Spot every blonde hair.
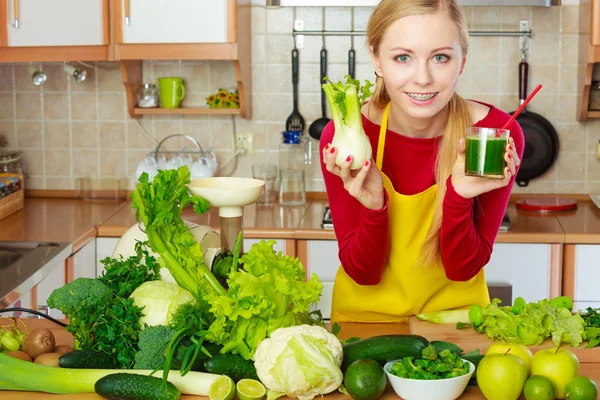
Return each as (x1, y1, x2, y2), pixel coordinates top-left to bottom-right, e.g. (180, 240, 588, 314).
(367, 0, 473, 268)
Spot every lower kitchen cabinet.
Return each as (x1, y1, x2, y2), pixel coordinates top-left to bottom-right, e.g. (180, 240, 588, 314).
(70, 240, 96, 280)
(34, 257, 66, 319)
(96, 237, 120, 277)
(298, 240, 560, 320)
(564, 244, 600, 312)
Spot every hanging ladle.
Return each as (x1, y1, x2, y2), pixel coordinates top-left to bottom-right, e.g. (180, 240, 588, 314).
(308, 33, 330, 140)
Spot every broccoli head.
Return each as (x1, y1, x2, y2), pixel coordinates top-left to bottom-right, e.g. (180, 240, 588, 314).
(134, 325, 176, 370)
(47, 278, 111, 348)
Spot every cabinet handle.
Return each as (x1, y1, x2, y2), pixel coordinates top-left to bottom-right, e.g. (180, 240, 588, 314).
(12, 0, 19, 28)
(124, 0, 130, 26)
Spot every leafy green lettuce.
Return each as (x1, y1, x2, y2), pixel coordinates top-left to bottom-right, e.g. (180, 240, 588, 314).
(207, 240, 323, 360)
(474, 298, 585, 347)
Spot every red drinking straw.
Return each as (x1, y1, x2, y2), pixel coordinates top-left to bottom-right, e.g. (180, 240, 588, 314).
(500, 84, 543, 130)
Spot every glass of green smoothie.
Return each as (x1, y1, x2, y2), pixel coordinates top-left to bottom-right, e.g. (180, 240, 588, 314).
(465, 127, 510, 179)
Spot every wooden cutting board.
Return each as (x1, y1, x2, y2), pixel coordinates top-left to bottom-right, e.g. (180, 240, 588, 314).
(408, 316, 600, 363)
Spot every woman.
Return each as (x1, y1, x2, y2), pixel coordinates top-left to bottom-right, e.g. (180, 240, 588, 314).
(320, 0, 524, 323)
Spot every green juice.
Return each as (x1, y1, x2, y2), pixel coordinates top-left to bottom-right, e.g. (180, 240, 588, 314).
(465, 136, 507, 178)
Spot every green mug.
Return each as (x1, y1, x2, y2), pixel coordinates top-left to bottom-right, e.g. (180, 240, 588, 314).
(158, 77, 185, 108)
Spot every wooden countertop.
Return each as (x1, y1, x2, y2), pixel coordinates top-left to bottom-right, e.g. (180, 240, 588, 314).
(3, 196, 600, 250)
(556, 202, 600, 243)
(2, 319, 599, 400)
(97, 200, 570, 243)
(0, 198, 126, 252)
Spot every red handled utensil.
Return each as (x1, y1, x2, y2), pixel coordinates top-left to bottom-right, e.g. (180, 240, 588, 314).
(500, 84, 542, 130)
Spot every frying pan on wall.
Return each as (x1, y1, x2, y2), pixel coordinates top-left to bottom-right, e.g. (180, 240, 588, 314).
(511, 56, 559, 187)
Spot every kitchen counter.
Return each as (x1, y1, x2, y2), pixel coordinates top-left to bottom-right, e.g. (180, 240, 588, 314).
(0, 198, 127, 252)
(98, 199, 570, 243)
(555, 202, 600, 243)
(2, 319, 599, 400)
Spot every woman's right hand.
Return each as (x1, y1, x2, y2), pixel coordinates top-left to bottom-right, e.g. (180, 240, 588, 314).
(322, 144, 385, 210)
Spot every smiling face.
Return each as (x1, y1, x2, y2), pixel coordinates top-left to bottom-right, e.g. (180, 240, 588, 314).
(371, 9, 466, 120)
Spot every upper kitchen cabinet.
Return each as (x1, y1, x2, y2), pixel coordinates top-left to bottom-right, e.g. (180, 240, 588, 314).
(0, 0, 109, 62)
(115, 0, 252, 119)
(578, 0, 600, 120)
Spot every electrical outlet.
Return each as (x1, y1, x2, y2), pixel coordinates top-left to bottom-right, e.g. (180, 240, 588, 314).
(235, 133, 254, 155)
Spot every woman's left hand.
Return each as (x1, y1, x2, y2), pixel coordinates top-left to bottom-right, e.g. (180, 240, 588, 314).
(451, 137, 521, 199)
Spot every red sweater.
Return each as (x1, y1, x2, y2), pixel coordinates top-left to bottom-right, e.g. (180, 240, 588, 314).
(319, 103, 525, 284)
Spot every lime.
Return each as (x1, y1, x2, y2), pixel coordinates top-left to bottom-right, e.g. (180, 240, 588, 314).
(209, 375, 236, 400)
(523, 375, 555, 400)
(236, 378, 266, 400)
(344, 359, 387, 400)
(564, 376, 598, 400)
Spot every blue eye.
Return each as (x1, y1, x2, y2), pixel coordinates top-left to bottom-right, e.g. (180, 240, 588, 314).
(433, 54, 449, 62)
(396, 54, 410, 63)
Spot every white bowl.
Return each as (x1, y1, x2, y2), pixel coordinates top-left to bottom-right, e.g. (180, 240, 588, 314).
(383, 359, 475, 400)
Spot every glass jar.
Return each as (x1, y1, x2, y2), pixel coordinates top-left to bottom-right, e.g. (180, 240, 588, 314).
(589, 81, 600, 111)
(0, 150, 24, 198)
(138, 83, 159, 108)
(278, 131, 306, 206)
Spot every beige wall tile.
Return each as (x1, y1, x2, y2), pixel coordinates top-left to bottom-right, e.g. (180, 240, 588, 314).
(532, 6, 560, 33)
(99, 122, 125, 149)
(557, 123, 587, 152)
(43, 93, 69, 120)
(154, 62, 181, 81)
(97, 64, 124, 92)
(266, 7, 293, 34)
(0, 65, 13, 91)
(501, 7, 531, 30)
(556, 180, 587, 193)
(529, 33, 560, 65)
(180, 61, 210, 93)
(587, 156, 600, 181)
(530, 65, 559, 94)
(98, 93, 125, 120)
(45, 121, 70, 149)
(24, 176, 44, 189)
(15, 64, 40, 92)
(556, 151, 586, 180)
(558, 95, 579, 123)
(73, 149, 98, 177)
(560, 34, 579, 66)
(16, 121, 42, 148)
(561, 5, 579, 34)
(45, 150, 71, 176)
(41, 63, 69, 92)
(588, 181, 600, 193)
(127, 120, 155, 149)
(559, 65, 579, 94)
(44, 177, 73, 189)
(0, 121, 16, 147)
(472, 7, 502, 30)
(71, 93, 97, 120)
(0, 93, 14, 120)
(21, 149, 44, 175)
(72, 121, 98, 148)
(209, 62, 237, 92)
(16, 93, 41, 120)
(100, 150, 126, 176)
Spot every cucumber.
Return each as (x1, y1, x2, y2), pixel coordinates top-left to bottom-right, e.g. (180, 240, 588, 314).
(58, 349, 117, 369)
(341, 334, 430, 371)
(95, 373, 180, 400)
(203, 353, 259, 382)
(172, 340, 223, 371)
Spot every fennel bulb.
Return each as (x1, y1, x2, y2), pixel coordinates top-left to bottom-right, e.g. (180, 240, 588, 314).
(322, 75, 374, 170)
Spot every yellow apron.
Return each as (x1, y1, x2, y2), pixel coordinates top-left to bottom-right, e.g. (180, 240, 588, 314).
(330, 103, 490, 323)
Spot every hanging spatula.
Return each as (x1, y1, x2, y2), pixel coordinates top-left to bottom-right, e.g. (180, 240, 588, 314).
(286, 48, 305, 132)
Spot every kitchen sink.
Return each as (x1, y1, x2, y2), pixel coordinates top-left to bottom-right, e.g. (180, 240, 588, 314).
(0, 241, 71, 308)
(0, 249, 21, 269)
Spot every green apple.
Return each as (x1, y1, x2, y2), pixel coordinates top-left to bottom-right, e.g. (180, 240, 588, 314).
(530, 347, 580, 399)
(477, 353, 528, 400)
(486, 342, 534, 373)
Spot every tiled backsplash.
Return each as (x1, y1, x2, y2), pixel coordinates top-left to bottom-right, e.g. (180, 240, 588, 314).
(0, 4, 599, 193)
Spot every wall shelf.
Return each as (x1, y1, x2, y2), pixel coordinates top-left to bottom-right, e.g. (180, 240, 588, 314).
(116, 1, 252, 119)
(133, 107, 241, 116)
(577, 0, 600, 121)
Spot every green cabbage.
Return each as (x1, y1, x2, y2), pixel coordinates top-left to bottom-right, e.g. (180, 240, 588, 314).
(129, 280, 194, 328)
(253, 325, 343, 400)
